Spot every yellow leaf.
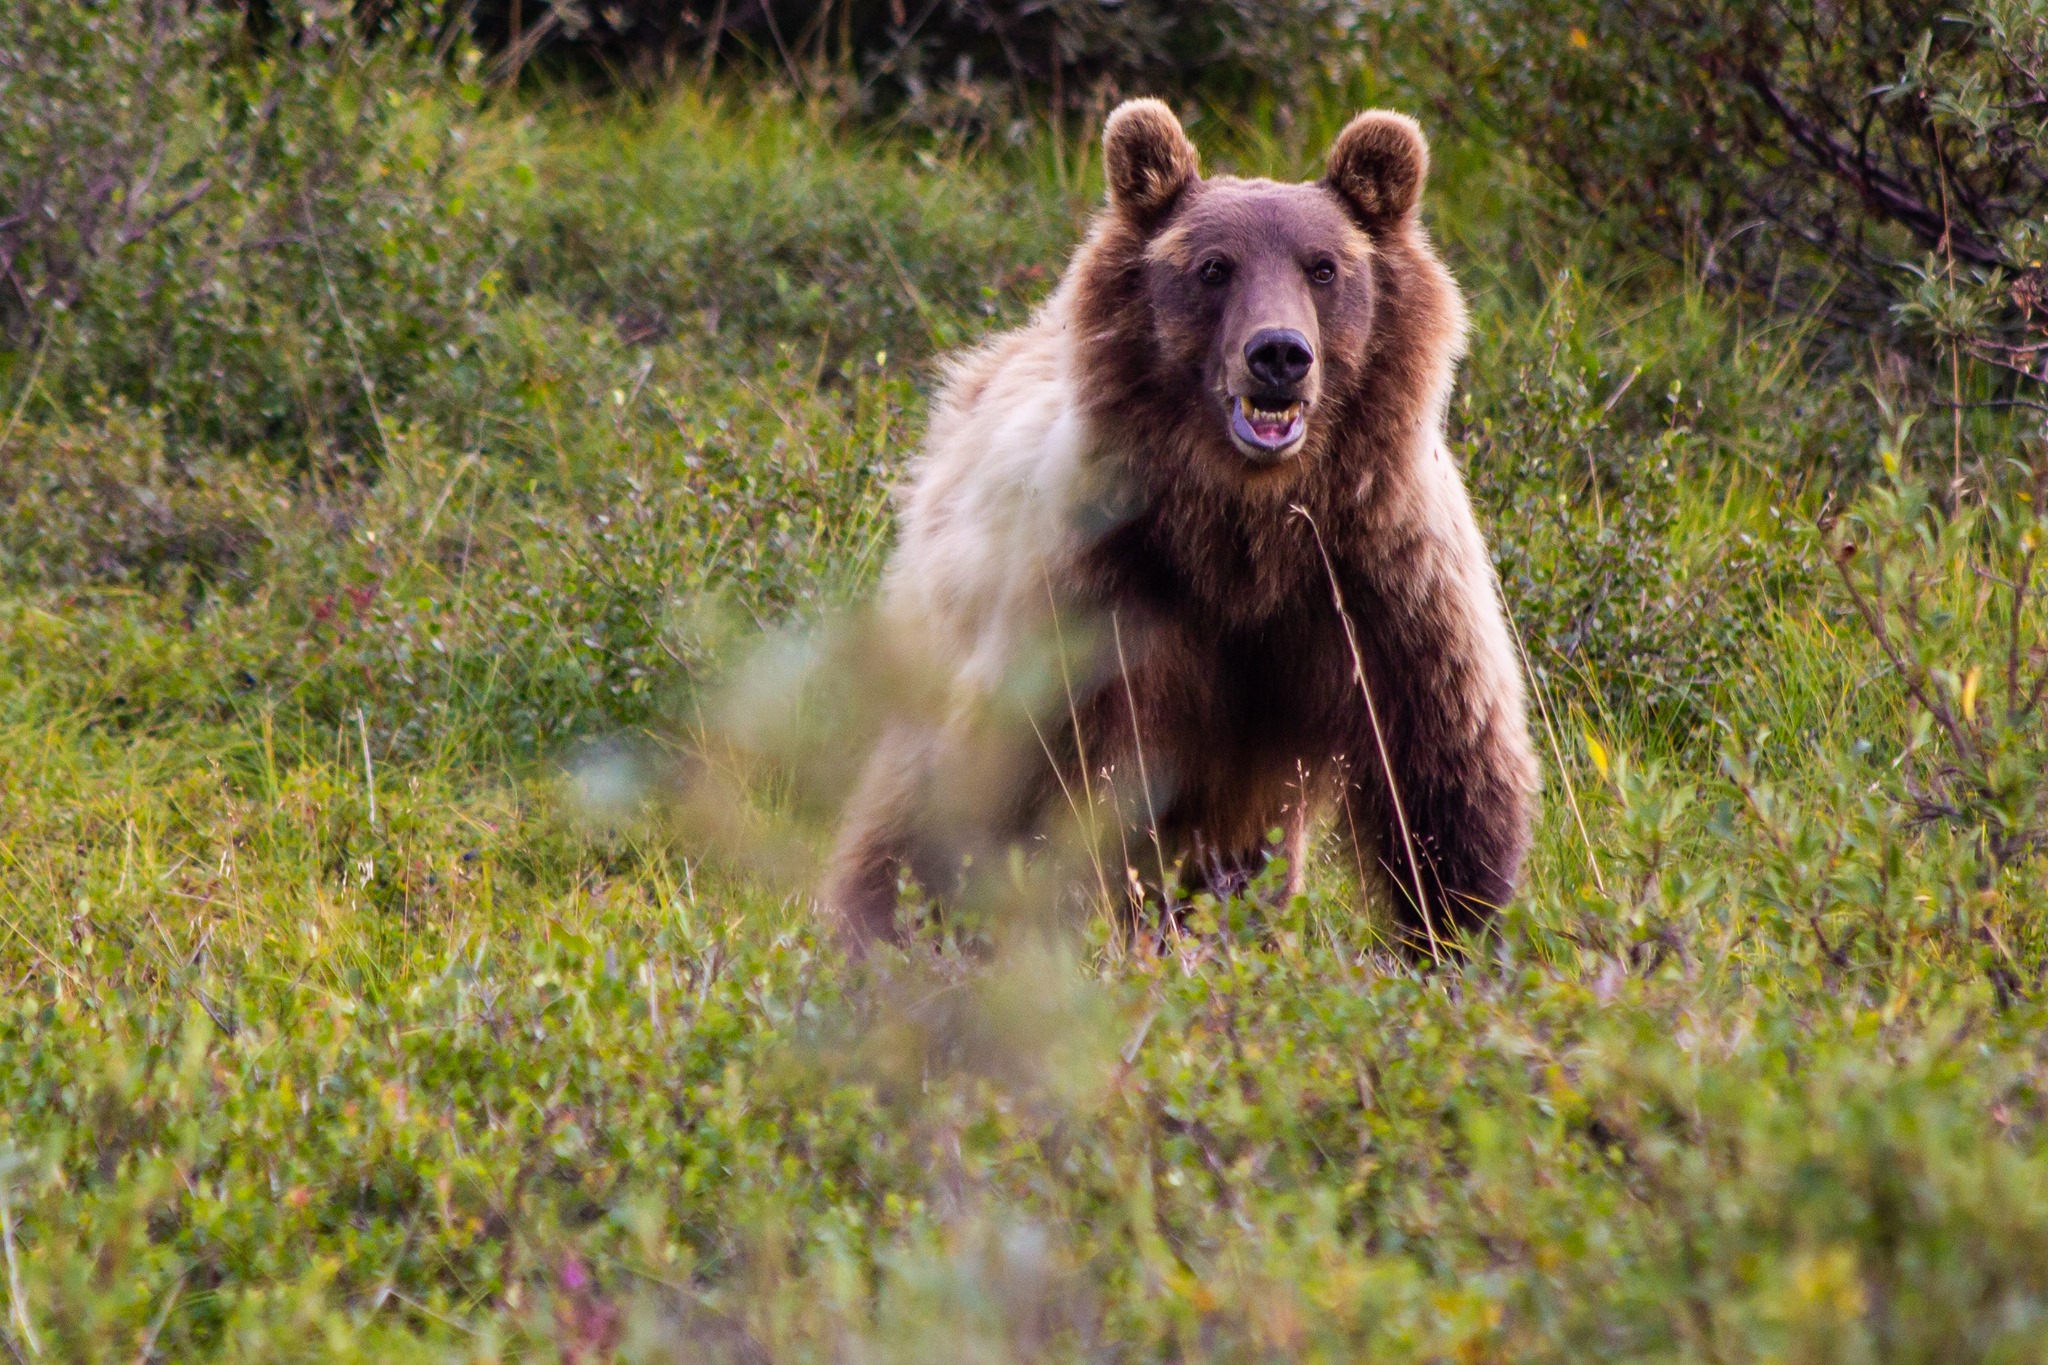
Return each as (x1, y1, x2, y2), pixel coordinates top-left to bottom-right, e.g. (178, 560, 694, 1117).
(1962, 666, 1981, 723)
(1569, 26, 1590, 47)
(1585, 733, 1611, 780)
(1171, 1267, 1219, 1313)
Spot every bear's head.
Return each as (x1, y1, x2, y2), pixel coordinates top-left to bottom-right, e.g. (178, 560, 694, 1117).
(1081, 99, 1450, 483)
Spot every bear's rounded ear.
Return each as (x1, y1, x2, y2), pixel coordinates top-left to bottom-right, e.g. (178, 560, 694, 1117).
(1323, 110, 1428, 230)
(1103, 98, 1199, 226)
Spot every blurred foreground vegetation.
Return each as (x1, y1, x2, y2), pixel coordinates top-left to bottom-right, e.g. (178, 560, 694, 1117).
(7, 5, 2048, 1362)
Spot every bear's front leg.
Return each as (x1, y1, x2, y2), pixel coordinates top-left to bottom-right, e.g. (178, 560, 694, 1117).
(1175, 803, 1313, 907)
(1340, 737, 1530, 957)
(1331, 528, 1539, 957)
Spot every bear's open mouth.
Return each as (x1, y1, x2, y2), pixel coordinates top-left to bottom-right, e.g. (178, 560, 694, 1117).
(1228, 395, 1307, 456)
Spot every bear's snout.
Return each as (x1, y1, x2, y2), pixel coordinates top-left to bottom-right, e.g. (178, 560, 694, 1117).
(1228, 324, 1316, 459)
(1244, 328, 1314, 389)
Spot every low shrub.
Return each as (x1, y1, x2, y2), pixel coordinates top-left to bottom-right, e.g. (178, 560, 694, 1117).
(0, 406, 263, 599)
(514, 94, 1071, 369)
(1461, 279, 1807, 741)
(0, 0, 526, 464)
(1414, 0, 2048, 427)
(1536, 442, 2048, 999)
(460, 0, 1375, 128)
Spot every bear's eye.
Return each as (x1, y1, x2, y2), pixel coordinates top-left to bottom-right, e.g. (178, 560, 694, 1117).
(1197, 258, 1232, 287)
(1308, 259, 1338, 285)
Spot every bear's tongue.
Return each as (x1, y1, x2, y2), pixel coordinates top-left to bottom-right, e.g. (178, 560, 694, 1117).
(1250, 410, 1293, 441)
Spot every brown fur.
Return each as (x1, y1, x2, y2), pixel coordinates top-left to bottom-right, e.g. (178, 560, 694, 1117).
(824, 101, 1538, 956)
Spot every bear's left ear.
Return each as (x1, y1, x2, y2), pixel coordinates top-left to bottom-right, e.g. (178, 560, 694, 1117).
(1103, 98, 1200, 227)
(1323, 110, 1428, 231)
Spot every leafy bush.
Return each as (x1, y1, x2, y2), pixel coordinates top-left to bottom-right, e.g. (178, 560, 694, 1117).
(0, 1, 523, 463)
(1540, 443, 2048, 999)
(1423, 0, 2048, 390)
(1461, 280, 1804, 739)
(0, 89, 1073, 771)
(1719, 446, 2048, 994)
(1824, 453, 2048, 878)
(0, 1, 241, 346)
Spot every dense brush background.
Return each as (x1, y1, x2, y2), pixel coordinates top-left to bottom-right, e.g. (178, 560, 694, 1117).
(7, 1, 2048, 1359)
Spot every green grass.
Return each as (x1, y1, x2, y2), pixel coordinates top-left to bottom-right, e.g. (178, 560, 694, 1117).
(6, 82, 2048, 1364)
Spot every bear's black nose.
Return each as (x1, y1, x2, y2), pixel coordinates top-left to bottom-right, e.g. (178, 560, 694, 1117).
(1245, 329, 1314, 389)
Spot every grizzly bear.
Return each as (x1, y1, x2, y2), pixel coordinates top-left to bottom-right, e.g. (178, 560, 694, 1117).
(824, 100, 1537, 959)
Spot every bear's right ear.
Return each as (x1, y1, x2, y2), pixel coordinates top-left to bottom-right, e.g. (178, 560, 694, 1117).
(1103, 98, 1199, 227)
(1323, 110, 1428, 231)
